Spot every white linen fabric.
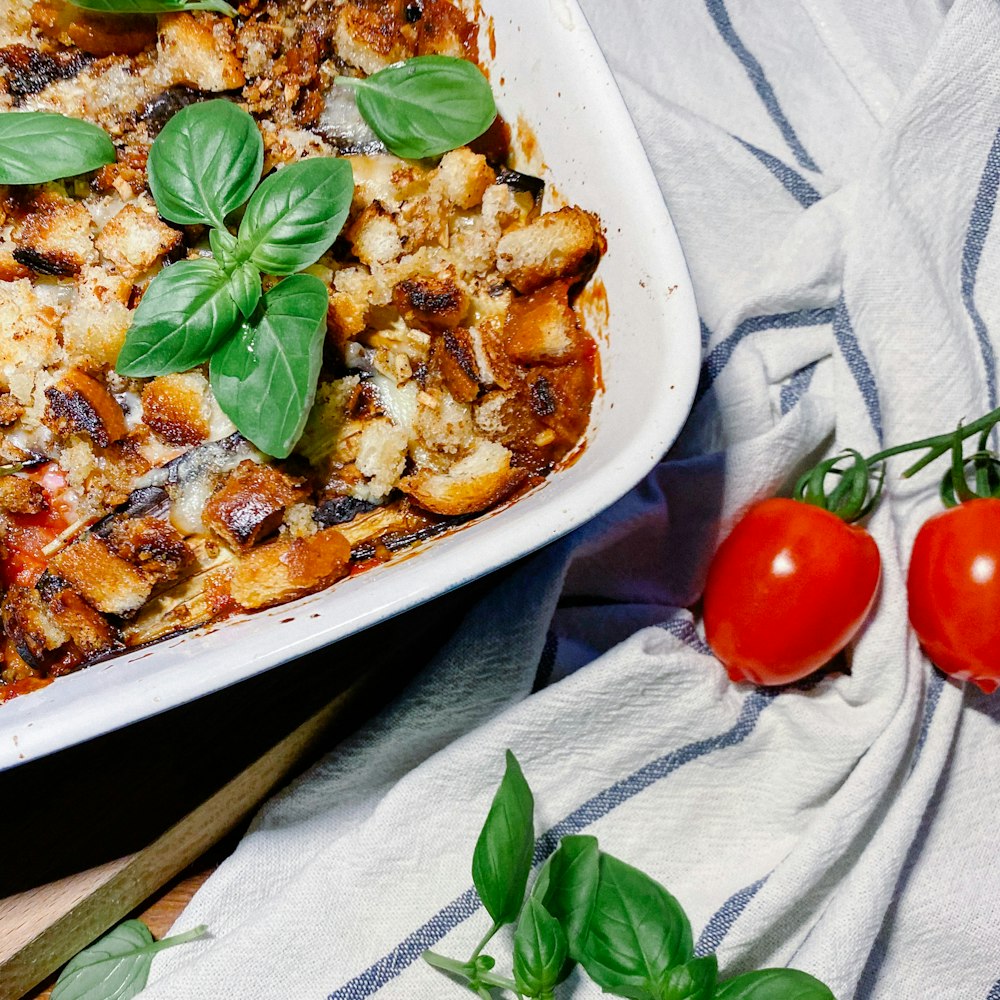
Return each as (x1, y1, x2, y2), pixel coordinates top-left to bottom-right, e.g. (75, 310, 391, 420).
(142, 1, 1000, 997)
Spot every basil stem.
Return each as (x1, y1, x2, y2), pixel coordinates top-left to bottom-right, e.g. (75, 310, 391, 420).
(336, 55, 497, 159)
(0, 112, 116, 186)
(209, 274, 328, 459)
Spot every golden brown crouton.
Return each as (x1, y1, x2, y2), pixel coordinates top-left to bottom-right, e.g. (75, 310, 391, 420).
(37, 576, 122, 659)
(203, 460, 303, 552)
(103, 516, 194, 585)
(401, 439, 526, 515)
(348, 202, 405, 265)
(141, 373, 211, 445)
(334, 1, 414, 76)
(44, 369, 128, 448)
(227, 527, 351, 610)
(0, 476, 46, 515)
(504, 282, 590, 366)
(0, 279, 62, 404)
(12, 192, 96, 277)
(61, 266, 133, 368)
(496, 207, 604, 294)
(413, 0, 479, 59)
(95, 201, 182, 280)
(156, 13, 245, 91)
(433, 148, 495, 210)
(1, 586, 66, 669)
(48, 535, 152, 617)
(0, 393, 25, 426)
(429, 328, 481, 403)
(393, 270, 469, 331)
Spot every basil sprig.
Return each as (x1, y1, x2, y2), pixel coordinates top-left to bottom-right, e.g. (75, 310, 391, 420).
(336, 55, 497, 159)
(116, 100, 354, 458)
(68, 0, 236, 15)
(52, 920, 206, 1000)
(423, 752, 838, 1000)
(0, 112, 116, 186)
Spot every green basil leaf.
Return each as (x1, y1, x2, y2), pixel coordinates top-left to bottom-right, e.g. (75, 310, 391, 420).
(577, 853, 694, 1000)
(69, 0, 236, 16)
(531, 834, 599, 961)
(210, 227, 239, 272)
(116, 259, 240, 377)
(513, 897, 568, 999)
(148, 100, 263, 228)
(52, 920, 207, 1000)
(0, 112, 115, 185)
(471, 749, 535, 927)
(209, 273, 328, 458)
(658, 955, 717, 1000)
(714, 968, 837, 1000)
(337, 56, 496, 159)
(229, 261, 262, 318)
(236, 157, 353, 275)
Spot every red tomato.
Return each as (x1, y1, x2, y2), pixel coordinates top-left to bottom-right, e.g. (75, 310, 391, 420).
(907, 498, 1000, 693)
(703, 498, 881, 685)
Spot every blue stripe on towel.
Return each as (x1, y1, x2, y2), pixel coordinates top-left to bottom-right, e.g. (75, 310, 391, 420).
(780, 360, 819, 415)
(734, 137, 821, 208)
(697, 307, 835, 402)
(326, 691, 775, 1000)
(658, 615, 714, 656)
(909, 669, 946, 773)
(695, 874, 769, 955)
(960, 125, 1000, 410)
(986, 978, 1000, 1000)
(832, 296, 883, 442)
(704, 0, 819, 173)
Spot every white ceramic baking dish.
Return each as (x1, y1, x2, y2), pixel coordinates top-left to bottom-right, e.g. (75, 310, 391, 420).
(0, 0, 700, 769)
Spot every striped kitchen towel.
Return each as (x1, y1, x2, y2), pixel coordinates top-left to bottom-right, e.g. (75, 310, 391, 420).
(143, 0, 1000, 998)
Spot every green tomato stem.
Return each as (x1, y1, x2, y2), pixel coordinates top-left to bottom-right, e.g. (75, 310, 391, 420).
(864, 404, 1000, 477)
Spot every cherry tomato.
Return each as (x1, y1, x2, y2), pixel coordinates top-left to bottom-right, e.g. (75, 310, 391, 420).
(703, 498, 881, 685)
(907, 498, 1000, 693)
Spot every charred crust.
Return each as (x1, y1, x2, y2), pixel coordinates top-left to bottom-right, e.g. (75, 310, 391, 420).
(44, 384, 121, 448)
(313, 495, 379, 527)
(12, 247, 78, 278)
(529, 375, 557, 417)
(443, 330, 478, 383)
(0, 45, 94, 101)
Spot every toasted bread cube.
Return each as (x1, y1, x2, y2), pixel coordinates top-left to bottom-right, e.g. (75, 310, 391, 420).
(157, 12, 245, 91)
(13, 193, 95, 277)
(334, 2, 413, 75)
(104, 516, 194, 585)
(348, 203, 404, 266)
(1, 586, 67, 668)
(48, 535, 151, 617)
(141, 372, 211, 446)
(95, 201, 181, 280)
(433, 148, 495, 210)
(496, 207, 604, 294)
(393, 270, 469, 331)
(228, 527, 351, 610)
(504, 281, 587, 365)
(401, 439, 526, 515)
(204, 461, 303, 552)
(62, 266, 133, 368)
(0, 279, 63, 402)
(44, 369, 128, 448)
(38, 578, 122, 659)
(0, 476, 45, 514)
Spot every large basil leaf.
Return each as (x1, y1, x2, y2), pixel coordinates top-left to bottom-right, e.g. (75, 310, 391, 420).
(471, 749, 535, 927)
(714, 969, 837, 1000)
(658, 955, 718, 1000)
(0, 112, 115, 185)
(236, 157, 353, 275)
(531, 834, 600, 961)
(513, 897, 568, 999)
(337, 56, 496, 159)
(52, 920, 206, 1000)
(69, 0, 236, 15)
(577, 853, 694, 1000)
(209, 273, 328, 458)
(116, 259, 239, 377)
(148, 100, 263, 228)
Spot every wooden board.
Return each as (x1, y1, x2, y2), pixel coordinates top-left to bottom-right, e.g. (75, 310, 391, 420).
(0, 576, 494, 999)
